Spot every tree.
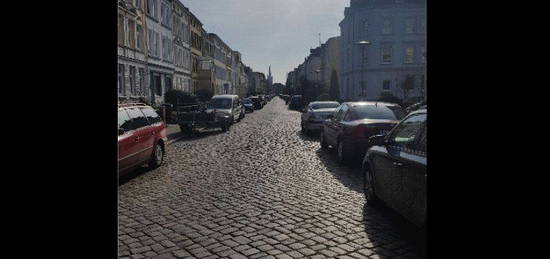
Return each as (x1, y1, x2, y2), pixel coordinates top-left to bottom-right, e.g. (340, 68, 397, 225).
(164, 90, 197, 107)
(329, 70, 340, 101)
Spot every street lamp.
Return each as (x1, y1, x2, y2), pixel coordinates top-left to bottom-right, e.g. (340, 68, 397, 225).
(355, 41, 372, 101)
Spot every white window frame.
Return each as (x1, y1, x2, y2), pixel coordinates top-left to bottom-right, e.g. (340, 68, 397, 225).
(381, 46, 393, 64)
(404, 47, 414, 64)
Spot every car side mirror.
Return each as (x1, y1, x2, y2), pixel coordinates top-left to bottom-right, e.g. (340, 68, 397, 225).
(369, 134, 387, 146)
(118, 128, 125, 136)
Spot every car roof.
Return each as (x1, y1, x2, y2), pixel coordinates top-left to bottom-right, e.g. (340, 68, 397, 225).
(309, 101, 339, 104)
(211, 95, 237, 99)
(409, 108, 427, 115)
(343, 101, 401, 108)
(118, 103, 150, 109)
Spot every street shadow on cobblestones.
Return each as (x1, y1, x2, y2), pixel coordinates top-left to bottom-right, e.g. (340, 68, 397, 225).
(118, 165, 155, 185)
(172, 129, 225, 143)
(314, 148, 364, 193)
(362, 203, 427, 258)
(296, 130, 320, 142)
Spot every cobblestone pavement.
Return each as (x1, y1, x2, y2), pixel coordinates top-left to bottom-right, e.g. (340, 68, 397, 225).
(119, 97, 423, 259)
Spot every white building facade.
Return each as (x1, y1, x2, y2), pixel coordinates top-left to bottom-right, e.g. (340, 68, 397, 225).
(339, 0, 426, 103)
(172, 0, 192, 93)
(146, 0, 175, 105)
(118, 0, 149, 103)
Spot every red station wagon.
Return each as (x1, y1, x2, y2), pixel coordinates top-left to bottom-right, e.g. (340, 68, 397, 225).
(118, 103, 168, 175)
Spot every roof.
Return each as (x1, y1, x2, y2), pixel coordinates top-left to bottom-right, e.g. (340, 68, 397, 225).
(344, 101, 401, 107)
(211, 95, 238, 99)
(118, 103, 150, 108)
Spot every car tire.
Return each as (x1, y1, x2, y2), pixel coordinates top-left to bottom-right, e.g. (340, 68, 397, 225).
(221, 123, 230, 132)
(363, 163, 380, 206)
(149, 142, 164, 169)
(320, 130, 328, 149)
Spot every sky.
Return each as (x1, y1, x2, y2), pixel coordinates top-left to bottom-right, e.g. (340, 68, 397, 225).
(183, 0, 350, 84)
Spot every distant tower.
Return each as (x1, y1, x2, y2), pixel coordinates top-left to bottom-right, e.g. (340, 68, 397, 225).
(267, 65, 273, 94)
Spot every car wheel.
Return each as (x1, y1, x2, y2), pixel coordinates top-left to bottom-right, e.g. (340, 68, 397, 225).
(320, 131, 328, 149)
(149, 142, 164, 169)
(363, 163, 380, 206)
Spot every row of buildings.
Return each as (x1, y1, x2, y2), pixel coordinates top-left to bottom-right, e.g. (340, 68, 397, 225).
(286, 0, 426, 104)
(117, 0, 272, 105)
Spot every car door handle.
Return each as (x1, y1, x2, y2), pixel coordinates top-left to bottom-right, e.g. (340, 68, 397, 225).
(393, 162, 403, 167)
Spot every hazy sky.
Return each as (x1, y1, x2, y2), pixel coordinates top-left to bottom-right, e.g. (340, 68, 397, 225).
(183, 0, 349, 84)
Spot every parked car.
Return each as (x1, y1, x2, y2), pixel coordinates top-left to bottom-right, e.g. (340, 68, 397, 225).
(362, 109, 426, 229)
(250, 96, 263, 109)
(243, 98, 255, 112)
(207, 95, 243, 123)
(405, 100, 427, 114)
(289, 95, 304, 110)
(300, 101, 340, 135)
(319, 102, 406, 164)
(118, 103, 168, 176)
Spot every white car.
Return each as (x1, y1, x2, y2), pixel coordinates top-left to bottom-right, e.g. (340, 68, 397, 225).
(300, 101, 340, 135)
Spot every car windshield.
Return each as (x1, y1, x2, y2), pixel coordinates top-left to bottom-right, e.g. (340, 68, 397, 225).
(353, 105, 406, 120)
(310, 102, 339, 110)
(208, 98, 232, 109)
(243, 99, 252, 104)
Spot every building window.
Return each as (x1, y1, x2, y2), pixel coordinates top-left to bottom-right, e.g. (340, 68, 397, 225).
(135, 0, 142, 10)
(118, 64, 125, 96)
(147, 0, 158, 19)
(405, 47, 414, 63)
(138, 68, 145, 95)
(383, 80, 391, 90)
(360, 81, 367, 97)
(406, 18, 415, 33)
(118, 14, 125, 46)
(127, 19, 135, 48)
(129, 66, 136, 96)
(161, 1, 172, 28)
(136, 24, 143, 51)
(381, 46, 392, 64)
(362, 46, 368, 64)
(148, 29, 160, 57)
(382, 18, 392, 34)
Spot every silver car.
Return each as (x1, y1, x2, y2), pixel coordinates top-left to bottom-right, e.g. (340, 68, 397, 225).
(300, 101, 340, 135)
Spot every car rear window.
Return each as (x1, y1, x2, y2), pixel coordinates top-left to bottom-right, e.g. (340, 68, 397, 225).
(140, 107, 162, 124)
(310, 102, 339, 109)
(126, 108, 149, 129)
(118, 110, 132, 131)
(209, 98, 232, 109)
(353, 105, 406, 120)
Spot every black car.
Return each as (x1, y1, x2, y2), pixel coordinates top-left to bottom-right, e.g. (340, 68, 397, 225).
(320, 102, 406, 164)
(362, 109, 426, 229)
(250, 96, 263, 109)
(242, 98, 255, 112)
(289, 95, 303, 110)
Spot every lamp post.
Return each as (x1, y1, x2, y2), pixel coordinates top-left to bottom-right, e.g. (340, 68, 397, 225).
(355, 40, 372, 101)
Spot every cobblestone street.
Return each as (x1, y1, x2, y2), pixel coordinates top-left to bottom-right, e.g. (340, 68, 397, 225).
(119, 97, 423, 259)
